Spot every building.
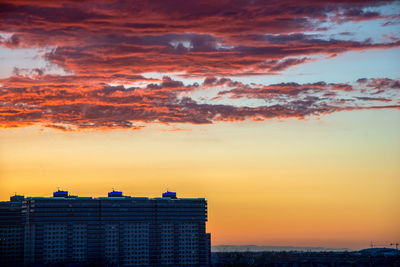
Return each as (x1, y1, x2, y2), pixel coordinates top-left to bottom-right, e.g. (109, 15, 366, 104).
(0, 190, 211, 266)
(0, 195, 25, 266)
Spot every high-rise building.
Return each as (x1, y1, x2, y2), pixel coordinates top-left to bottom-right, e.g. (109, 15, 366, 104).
(0, 190, 211, 266)
(0, 195, 25, 266)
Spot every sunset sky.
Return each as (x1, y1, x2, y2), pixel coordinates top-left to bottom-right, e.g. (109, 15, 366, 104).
(0, 0, 399, 250)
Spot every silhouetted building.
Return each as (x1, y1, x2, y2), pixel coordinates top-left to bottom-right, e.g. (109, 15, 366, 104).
(0, 195, 24, 266)
(0, 190, 210, 266)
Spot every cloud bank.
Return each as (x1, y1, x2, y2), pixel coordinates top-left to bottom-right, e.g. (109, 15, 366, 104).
(0, 0, 399, 130)
(1, 75, 399, 130)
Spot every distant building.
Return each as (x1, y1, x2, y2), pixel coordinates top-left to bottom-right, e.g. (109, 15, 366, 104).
(0, 190, 211, 266)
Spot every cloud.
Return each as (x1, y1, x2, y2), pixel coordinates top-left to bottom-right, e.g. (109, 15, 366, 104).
(0, 1, 399, 77)
(34, 33, 400, 77)
(1, 76, 399, 130)
(0, 0, 399, 130)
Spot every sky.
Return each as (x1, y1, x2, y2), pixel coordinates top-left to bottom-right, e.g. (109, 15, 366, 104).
(0, 0, 399, 250)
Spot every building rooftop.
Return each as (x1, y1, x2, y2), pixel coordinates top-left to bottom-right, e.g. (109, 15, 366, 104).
(6, 191, 205, 201)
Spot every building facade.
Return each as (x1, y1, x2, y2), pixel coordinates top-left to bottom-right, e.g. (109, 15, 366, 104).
(0, 191, 210, 266)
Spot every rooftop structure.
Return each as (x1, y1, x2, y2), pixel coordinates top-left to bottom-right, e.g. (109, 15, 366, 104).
(162, 191, 177, 199)
(108, 190, 123, 197)
(53, 190, 69, 198)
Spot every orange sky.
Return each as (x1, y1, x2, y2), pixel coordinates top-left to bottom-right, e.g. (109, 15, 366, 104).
(1, 109, 399, 250)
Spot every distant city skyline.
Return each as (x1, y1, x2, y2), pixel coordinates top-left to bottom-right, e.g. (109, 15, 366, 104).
(0, 0, 399, 251)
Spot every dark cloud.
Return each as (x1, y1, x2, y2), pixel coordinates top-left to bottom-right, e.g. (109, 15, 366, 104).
(357, 78, 368, 83)
(0, 1, 398, 77)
